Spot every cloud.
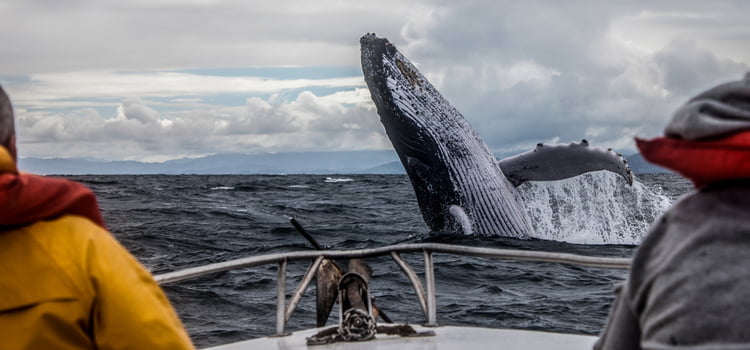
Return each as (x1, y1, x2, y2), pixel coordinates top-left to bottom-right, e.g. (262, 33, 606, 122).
(391, 1, 749, 155)
(8, 70, 365, 111)
(16, 88, 388, 161)
(3, 1, 750, 161)
(654, 39, 749, 97)
(119, 98, 160, 125)
(0, 0, 427, 75)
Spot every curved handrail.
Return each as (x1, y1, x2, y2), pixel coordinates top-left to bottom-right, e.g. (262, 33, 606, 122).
(155, 243, 630, 284)
(154, 243, 631, 335)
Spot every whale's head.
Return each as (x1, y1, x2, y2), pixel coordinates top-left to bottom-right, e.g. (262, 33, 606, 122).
(360, 34, 461, 231)
(360, 34, 532, 236)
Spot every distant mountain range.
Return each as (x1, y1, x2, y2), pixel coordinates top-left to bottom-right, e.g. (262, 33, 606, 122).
(19, 151, 403, 175)
(17, 151, 670, 175)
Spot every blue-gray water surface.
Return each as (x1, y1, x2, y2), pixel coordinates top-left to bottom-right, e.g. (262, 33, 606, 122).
(68, 173, 692, 348)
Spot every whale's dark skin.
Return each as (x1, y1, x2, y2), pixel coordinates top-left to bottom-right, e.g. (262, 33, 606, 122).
(360, 34, 533, 237)
(360, 34, 632, 237)
(359, 36, 454, 233)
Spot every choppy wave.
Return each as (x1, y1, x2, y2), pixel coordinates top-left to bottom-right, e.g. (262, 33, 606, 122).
(518, 171, 672, 245)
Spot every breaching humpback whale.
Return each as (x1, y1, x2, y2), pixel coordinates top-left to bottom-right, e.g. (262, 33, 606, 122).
(360, 34, 633, 238)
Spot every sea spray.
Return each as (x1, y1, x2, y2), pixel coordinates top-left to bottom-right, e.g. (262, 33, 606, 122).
(518, 171, 672, 245)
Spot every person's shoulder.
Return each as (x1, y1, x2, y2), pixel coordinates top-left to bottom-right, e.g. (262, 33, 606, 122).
(638, 179, 750, 255)
(26, 215, 110, 248)
(669, 179, 750, 217)
(37, 214, 106, 231)
(633, 181, 750, 260)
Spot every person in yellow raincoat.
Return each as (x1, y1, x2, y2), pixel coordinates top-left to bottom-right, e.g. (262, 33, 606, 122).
(0, 86, 195, 349)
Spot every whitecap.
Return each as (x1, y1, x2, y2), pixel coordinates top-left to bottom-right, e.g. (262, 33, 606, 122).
(324, 177, 354, 183)
(288, 185, 310, 189)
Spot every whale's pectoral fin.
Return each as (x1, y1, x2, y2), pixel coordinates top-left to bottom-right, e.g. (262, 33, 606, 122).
(316, 258, 343, 327)
(448, 205, 474, 235)
(497, 140, 633, 187)
(406, 156, 432, 180)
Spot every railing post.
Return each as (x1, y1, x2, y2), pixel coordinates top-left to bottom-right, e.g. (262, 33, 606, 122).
(285, 256, 324, 322)
(424, 249, 437, 326)
(390, 252, 428, 318)
(275, 258, 288, 336)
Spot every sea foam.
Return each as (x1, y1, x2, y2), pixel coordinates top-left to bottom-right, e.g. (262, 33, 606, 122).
(518, 171, 672, 245)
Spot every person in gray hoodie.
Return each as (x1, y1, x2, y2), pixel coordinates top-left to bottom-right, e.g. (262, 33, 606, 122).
(595, 72, 750, 349)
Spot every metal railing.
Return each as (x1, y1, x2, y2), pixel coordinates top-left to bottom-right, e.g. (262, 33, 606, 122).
(155, 243, 631, 336)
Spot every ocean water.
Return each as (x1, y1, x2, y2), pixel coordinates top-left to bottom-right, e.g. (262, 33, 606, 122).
(69, 172, 692, 348)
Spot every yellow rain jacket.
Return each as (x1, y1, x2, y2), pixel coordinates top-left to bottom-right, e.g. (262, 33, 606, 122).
(0, 147, 195, 349)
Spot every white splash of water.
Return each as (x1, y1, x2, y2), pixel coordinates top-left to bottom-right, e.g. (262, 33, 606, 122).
(288, 185, 310, 189)
(324, 177, 354, 183)
(518, 171, 672, 245)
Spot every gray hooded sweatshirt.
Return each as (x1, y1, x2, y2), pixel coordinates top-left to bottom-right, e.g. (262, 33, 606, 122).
(595, 181, 750, 349)
(596, 73, 750, 349)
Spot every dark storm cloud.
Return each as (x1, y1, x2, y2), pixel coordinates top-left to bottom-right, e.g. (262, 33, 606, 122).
(395, 1, 749, 154)
(654, 39, 749, 97)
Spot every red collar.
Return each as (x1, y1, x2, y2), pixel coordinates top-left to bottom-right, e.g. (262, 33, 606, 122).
(0, 146, 105, 228)
(0, 173, 106, 228)
(636, 130, 750, 189)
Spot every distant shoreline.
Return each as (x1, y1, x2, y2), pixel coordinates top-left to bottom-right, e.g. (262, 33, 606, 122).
(19, 151, 670, 176)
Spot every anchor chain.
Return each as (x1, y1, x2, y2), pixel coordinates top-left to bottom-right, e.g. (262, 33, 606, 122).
(306, 309, 375, 345)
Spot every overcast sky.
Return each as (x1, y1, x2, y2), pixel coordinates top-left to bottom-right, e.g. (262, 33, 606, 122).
(1, 0, 748, 162)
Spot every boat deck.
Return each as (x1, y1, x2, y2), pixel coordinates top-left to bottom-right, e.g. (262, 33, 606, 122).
(204, 324, 598, 350)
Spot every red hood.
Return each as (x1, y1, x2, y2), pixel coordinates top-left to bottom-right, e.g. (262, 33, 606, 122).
(0, 147, 105, 228)
(636, 130, 750, 189)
